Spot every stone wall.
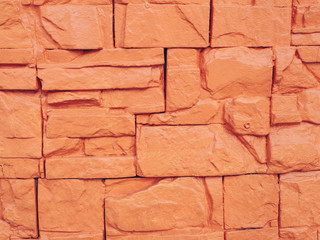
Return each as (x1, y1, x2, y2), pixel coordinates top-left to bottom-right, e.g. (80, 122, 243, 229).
(1, 0, 320, 239)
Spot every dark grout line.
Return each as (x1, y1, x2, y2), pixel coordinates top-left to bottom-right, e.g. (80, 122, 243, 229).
(163, 48, 167, 112)
(35, 178, 40, 238)
(112, 0, 116, 48)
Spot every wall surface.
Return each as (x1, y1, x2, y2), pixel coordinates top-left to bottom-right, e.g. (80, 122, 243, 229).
(1, 0, 320, 239)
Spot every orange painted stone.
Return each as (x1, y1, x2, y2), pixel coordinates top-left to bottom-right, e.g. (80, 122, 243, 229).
(0, 179, 37, 239)
(38, 49, 164, 91)
(45, 156, 136, 178)
(271, 94, 302, 124)
(0, 1, 33, 48)
(0, 159, 39, 178)
(224, 174, 279, 229)
(226, 228, 279, 240)
(85, 136, 135, 156)
(115, 1, 210, 47)
(280, 227, 317, 240)
(137, 125, 266, 177)
(268, 123, 320, 172)
(202, 47, 273, 99)
(43, 137, 83, 157)
(102, 87, 165, 114)
(166, 49, 201, 111)
(211, 1, 291, 47)
(280, 171, 320, 228)
(136, 99, 223, 125)
(292, 0, 320, 46)
(273, 47, 320, 93)
(224, 97, 270, 136)
(298, 89, 320, 124)
(105, 177, 224, 239)
(38, 4, 113, 49)
(38, 179, 104, 239)
(0, 92, 41, 158)
(46, 109, 135, 138)
(47, 91, 101, 106)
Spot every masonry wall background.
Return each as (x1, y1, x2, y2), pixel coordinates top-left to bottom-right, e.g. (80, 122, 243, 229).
(1, 0, 320, 239)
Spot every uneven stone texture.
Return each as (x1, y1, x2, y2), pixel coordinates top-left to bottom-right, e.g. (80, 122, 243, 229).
(280, 171, 320, 228)
(273, 47, 320, 93)
(105, 177, 223, 238)
(46, 109, 135, 138)
(38, 48, 164, 90)
(47, 91, 101, 106)
(38, 179, 104, 239)
(201, 47, 273, 99)
(224, 174, 279, 229)
(271, 94, 302, 124)
(0, 159, 39, 178)
(224, 97, 270, 135)
(211, 1, 291, 47)
(268, 123, 320, 172)
(115, 1, 210, 47)
(137, 125, 266, 177)
(0, 179, 37, 239)
(292, 0, 320, 45)
(0, 1, 33, 48)
(43, 137, 83, 157)
(226, 228, 279, 240)
(46, 156, 136, 179)
(0, 92, 42, 158)
(38, 4, 113, 49)
(298, 89, 320, 124)
(280, 227, 317, 240)
(102, 87, 164, 114)
(85, 136, 135, 156)
(166, 49, 201, 111)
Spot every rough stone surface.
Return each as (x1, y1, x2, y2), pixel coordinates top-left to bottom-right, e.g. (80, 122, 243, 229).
(224, 174, 279, 229)
(211, 2, 291, 47)
(224, 97, 270, 135)
(280, 171, 320, 228)
(201, 47, 273, 99)
(115, 1, 210, 47)
(38, 179, 104, 239)
(3, 0, 320, 237)
(268, 123, 320, 172)
(271, 94, 302, 124)
(105, 177, 223, 238)
(46, 156, 136, 178)
(137, 125, 266, 177)
(46, 109, 135, 138)
(0, 179, 37, 239)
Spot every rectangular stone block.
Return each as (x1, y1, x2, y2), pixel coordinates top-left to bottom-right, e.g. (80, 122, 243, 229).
(105, 177, 223, 239)
(280, 171, 320, 228)
(268, 123, 320, 173)
(46, 156, 136, 179)
(0, 159, 39, 178)
(224, 174, 279, 229)
(85, 137, 135, 156)
(38, 49, 164, 91)
(46, 109, 135, 138)
(211, 3, 291, 46)
(201, 47, 273, 99)
(292, 1, 320, 45)
(0, 92, 42, 158)
(102, 87, 164, 114)
(136, 125, 266, 177)
(226, 228, 279, 240)
(115, 1, 210, 47)
(38, 179, 104, 239)
(37, 4, 113, 49)
(47, 91, 101, 106)
(0, 179, 37, 239)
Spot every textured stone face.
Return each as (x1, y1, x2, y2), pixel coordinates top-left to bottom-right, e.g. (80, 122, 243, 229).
(3, 0, 320, 238)
(38, 179, 105, 239)
(105, 177, 223, 239)
(211, 1, 291, 47)
(115, 1, 210, 47)
(224, 174, 279, 229)
(0, 179, 37, 239)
